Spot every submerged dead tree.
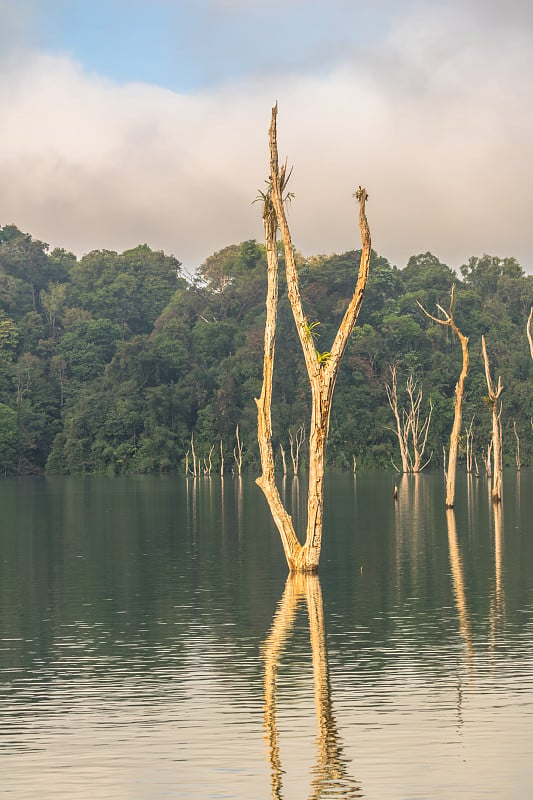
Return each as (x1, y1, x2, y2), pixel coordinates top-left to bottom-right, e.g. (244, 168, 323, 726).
(513, 421, 521, 472)
(418, 285, 469, 508)
(386, 366, 432, 473)
(233, 425, 243, 476)
(385, 365, 409, 473)
(255, 104, 371, 573)
(289, 425, 305, 476)
(481, 335, 503, 503)
(528, 307, 533, 360)
(465, 416, 475, 474)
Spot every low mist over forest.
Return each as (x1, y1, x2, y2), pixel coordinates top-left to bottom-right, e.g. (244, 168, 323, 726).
(0, 224, 531, 476)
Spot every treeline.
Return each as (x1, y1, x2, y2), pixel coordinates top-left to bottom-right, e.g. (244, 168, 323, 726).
(0, 224, 532, 476)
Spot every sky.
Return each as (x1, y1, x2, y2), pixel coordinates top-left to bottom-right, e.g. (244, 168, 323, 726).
(1, 0, 533, 275)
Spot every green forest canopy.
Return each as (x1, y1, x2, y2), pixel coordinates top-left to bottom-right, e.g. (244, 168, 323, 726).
(0, 224, 531, 476)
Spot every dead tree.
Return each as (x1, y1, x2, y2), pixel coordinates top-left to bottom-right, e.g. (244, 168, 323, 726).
(279, 443, 288, 476)
(513, 421, 521, 472)
(528, 307, 533, 360)
(405, 375, 433, 472)
(233, 425, 243, 477)
(481, 335, 503, 503)
(418, 285, 469, 507)
(255, 103, 371, 573)
(465, 416, 475, 474)
(289, 425, 305, 476)
(220, 438, 224, 476)
(484, 441, 493, 478)
(385, 365, 409, 473)
(386, 368, 433, 473)
(190, 433, 198, 477)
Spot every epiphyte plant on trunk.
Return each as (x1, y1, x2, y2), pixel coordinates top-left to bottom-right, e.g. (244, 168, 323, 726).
(255, 103, 372, 573)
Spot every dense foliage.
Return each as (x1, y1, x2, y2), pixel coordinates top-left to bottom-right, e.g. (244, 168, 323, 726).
(0, 224, 531, 477)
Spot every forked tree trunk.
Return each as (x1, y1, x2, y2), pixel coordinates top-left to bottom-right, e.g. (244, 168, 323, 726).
(481, 335, 503, 503)
(418, 285, 469, 508)
(255, 103, 371, 573)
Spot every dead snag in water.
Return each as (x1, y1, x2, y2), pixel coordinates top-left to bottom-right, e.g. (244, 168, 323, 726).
(255, 103, 371, 573)
(417, 285, 468, 508)
(481, 335, 503, 503)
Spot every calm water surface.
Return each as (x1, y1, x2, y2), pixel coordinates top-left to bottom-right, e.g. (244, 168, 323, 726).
(1, 471, 533, 799)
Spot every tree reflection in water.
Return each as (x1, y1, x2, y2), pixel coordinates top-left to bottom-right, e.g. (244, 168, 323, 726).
(262, 574, 362, 799)
(489, 501, 505, 649)
(446, 508, 474, 667)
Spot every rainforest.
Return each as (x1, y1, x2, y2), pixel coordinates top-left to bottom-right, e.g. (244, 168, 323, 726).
(0, 223, 531, 477)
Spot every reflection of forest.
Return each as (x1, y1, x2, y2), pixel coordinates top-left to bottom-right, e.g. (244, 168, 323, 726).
(262, 574, 362, 799)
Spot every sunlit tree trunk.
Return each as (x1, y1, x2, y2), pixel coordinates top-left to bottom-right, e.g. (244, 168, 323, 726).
(255, 179, 303, 568)
(481, 335, 503, 503)
(527, 307, 533, 360)
(418, 285, 468, 508)
(256, 104, 371, 573)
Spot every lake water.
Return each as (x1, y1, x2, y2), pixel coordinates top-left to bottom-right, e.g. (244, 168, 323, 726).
(1, 471, 533, 799)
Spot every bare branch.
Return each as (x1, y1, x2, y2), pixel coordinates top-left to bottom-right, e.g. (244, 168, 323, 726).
(417, 284, 468, 507)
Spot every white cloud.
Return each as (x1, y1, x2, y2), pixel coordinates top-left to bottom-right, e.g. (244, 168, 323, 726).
(1, 2, 533, 273)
